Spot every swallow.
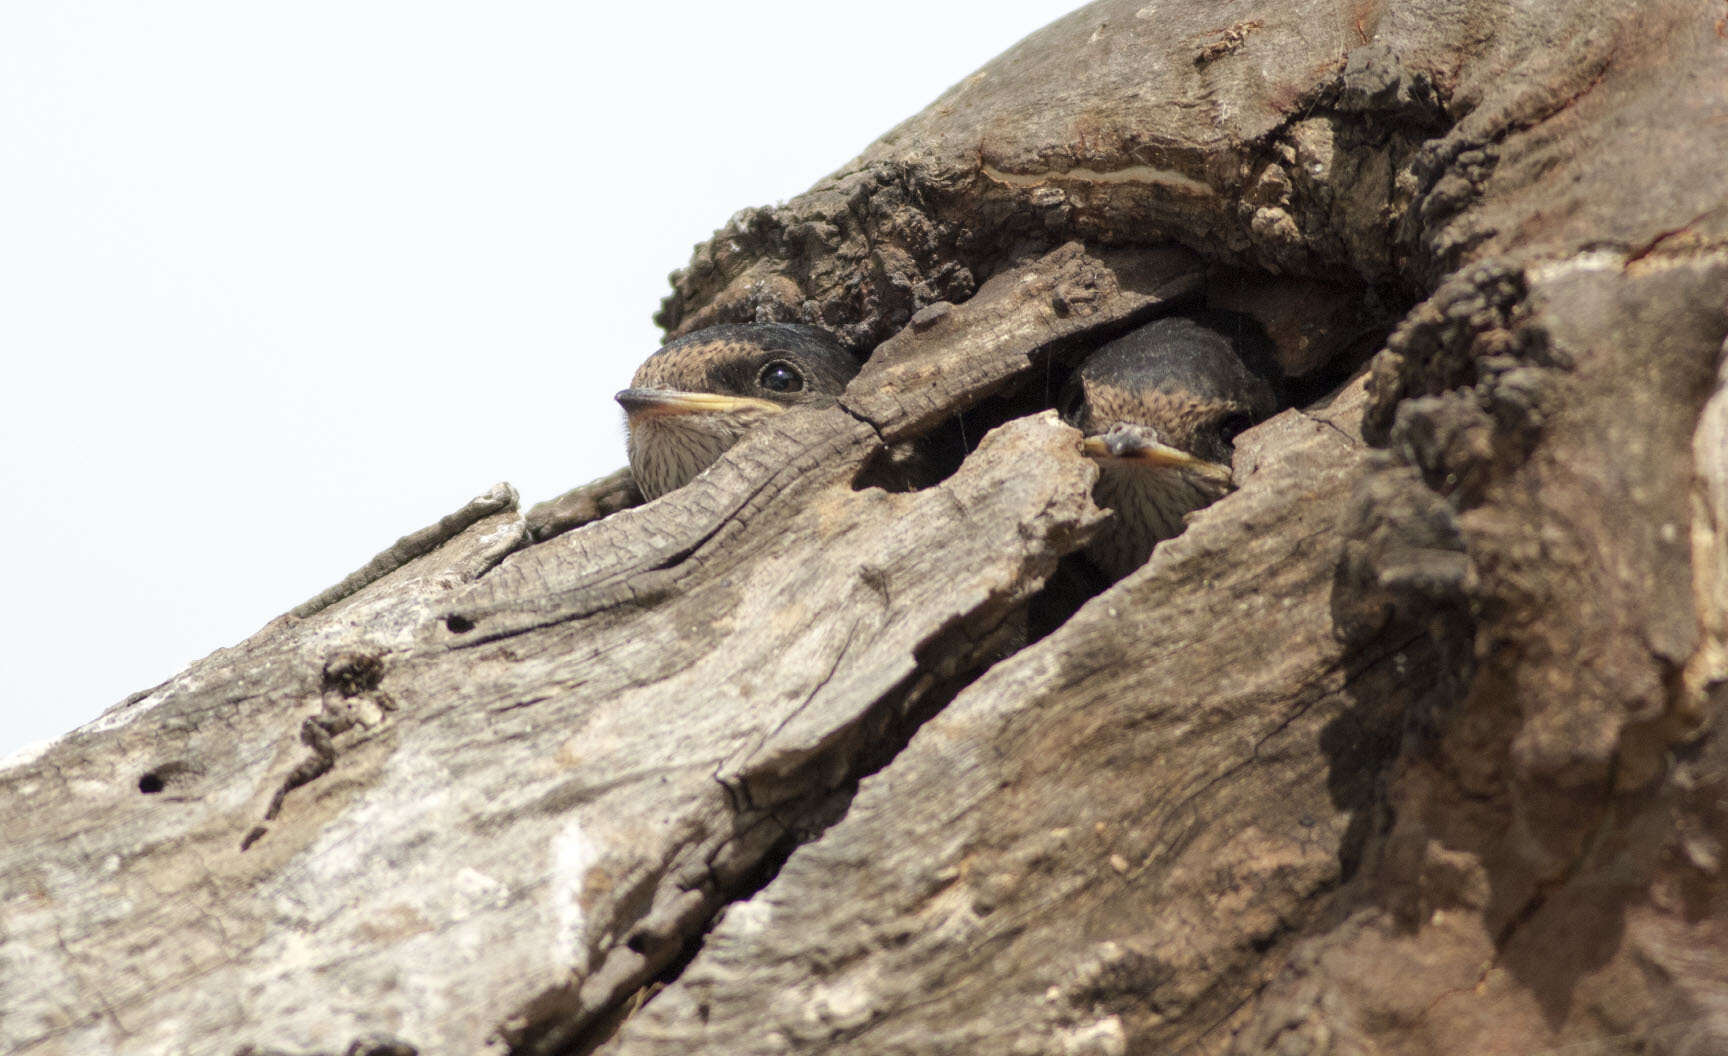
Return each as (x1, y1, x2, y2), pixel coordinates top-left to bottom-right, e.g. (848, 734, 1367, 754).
(1061, 309, 1281, 579)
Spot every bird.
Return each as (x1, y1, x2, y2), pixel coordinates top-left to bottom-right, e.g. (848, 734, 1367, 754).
(1060, 309, 1281, 580)
(616, 323, 861, 500)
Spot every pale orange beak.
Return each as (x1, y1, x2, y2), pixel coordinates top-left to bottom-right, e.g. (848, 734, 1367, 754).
(1081, 432, 1233, 484)
(614, 388, 785, 420)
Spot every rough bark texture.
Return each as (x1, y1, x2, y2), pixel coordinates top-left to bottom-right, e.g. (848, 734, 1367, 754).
(4, 2, 1725, 1055)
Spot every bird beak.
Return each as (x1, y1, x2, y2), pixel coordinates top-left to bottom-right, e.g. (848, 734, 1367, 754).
(1081, 430, 1233, 483)
(614, 388, 785, 420)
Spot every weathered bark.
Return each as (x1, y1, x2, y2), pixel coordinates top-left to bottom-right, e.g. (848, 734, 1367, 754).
(4, 2, 1725, 1056)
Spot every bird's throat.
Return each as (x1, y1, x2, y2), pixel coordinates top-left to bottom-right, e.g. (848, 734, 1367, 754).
(1086, 461, 1234, 580)
(626, 409, 774, 500)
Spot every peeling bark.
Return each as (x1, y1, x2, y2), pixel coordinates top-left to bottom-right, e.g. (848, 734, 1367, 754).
(4, 1, 1725, 1055)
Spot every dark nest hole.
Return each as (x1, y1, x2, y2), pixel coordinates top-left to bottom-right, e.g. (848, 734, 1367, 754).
(851, 264, 1405, 634)
(857, 266, 1399, 490)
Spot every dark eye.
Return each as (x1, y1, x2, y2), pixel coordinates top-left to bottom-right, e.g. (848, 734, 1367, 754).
(1056, 383, 1084, 426)
(757, 361, 803, 393)
(1217, 411, 1254, 445)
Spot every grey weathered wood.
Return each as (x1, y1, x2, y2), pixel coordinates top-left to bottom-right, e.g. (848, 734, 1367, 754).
(841, 244, 1204, 440)
(524, 469, 643, 543)
(596, 381, 1389, 1055)
(5, 1, 1726, 1054)
(1, 404, 1106, 1056)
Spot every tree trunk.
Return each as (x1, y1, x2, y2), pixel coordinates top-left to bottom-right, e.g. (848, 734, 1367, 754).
(4, 2, 1724, 1055)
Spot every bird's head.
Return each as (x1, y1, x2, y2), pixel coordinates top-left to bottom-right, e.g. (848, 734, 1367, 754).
(616, 323, 859, 499)
(1060, 309, 1281, 576)
(1061, 309, 1279, 472)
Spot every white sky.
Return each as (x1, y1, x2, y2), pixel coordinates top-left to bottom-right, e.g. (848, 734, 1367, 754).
(0, 2, 1082, 759)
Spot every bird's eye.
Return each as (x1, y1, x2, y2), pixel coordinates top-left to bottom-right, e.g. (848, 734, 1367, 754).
(1057, 385, 1084, 426)
(757, 361, 803, 393)
(1217, 411, 1254, 444)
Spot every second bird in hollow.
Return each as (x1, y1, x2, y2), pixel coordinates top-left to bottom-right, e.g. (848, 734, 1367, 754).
(616, 323, 861, 500)
(1061, 309, 1281, 580)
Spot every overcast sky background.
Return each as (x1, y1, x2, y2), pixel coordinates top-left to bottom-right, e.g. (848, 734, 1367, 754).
(0, 2, 1084, 761)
